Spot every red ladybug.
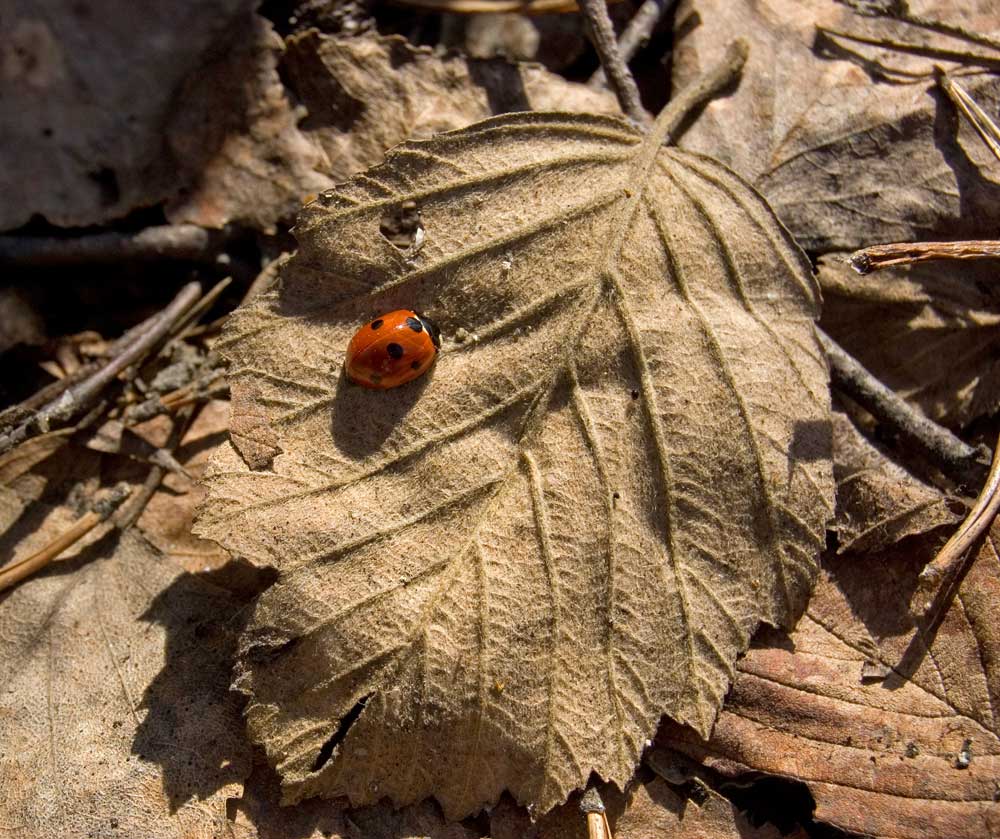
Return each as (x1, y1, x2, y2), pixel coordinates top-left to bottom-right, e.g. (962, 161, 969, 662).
(344, 310, 441, 389)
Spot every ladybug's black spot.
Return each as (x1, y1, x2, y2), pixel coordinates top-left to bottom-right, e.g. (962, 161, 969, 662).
(406, 317, 423, 333)
(371, 319, 384, 330)
(387, 342, 404, 360)
(410, 360, 421, 370)
(370, 373, 382, 383)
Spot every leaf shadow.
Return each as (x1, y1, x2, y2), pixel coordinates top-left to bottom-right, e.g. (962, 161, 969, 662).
(330, 368, 433, 459)
(131, 560, 276, 812)
(929, 81, 1000, 239)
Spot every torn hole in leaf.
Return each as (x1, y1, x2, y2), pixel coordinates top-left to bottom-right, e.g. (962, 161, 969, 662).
(311, 695, 371, 772)
(380, 200, 424, 251)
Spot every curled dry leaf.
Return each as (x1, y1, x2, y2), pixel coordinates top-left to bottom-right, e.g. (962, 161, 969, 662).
(832, 407, 959, 554)
(196, 109, 833, 818)
(164, 16, 332, 233)
(283, 32, 619, 186)
(661, 523, 1000, 839)
(820, 254, 1000, 428)
(671, 0, 1000, 251)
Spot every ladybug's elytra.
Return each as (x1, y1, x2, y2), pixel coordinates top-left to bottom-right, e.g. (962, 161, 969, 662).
(344, 310, 441, 389)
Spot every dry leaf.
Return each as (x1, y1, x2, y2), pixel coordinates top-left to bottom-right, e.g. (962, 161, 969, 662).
(820, 253, 1000, 428)
(671, 0, 1000, 251)
(283, 32, 619, 186)
(661, 524, 1000, 839)
(0, 497, 255, 838)
(0, 0, 258, 230)
(832, 407, 959, 554)
(136, 399, 232, 572)
(164, 16, 332, 233)
(196, 110, 833, 818)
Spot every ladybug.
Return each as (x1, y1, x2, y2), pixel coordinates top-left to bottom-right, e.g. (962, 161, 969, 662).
(344, 310, 441, 389)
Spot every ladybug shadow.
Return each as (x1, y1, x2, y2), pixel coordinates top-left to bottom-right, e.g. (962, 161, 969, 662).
(330, 366, 434, 459)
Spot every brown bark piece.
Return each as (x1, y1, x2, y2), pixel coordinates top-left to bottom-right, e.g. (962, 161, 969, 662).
(196, 110, 833, 817)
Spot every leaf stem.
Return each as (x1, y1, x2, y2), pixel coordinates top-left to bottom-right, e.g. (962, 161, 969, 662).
(650, 39, 749, 146)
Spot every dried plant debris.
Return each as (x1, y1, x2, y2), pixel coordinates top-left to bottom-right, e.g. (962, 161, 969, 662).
(0, 0, 257, 230)
(661, 523, 1000, 839)
(671, 0, 1000, 251)
(820, 253, 1000, 428)
(195, 110, 834, 817)
(832, 407, 959, 554)
(282, 32, 619, 186)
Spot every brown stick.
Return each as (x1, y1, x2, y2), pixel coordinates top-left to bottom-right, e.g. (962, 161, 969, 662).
(0, 483, 131, 593)
(937, 71, 1000, 163)
(0, 225, 227, 266)
(918, 429, 1000, 603)
(0, 282, 202, 456)
(819, 330, 987, 487)
(850, 240, 1000, 273)
(579, 0, 648, 124)
(587, 0, 677, 88)
(580, 787, 613, 839)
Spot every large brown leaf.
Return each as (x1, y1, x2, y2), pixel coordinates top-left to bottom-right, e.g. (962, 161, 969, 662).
(671, 0, 1000, 251)
(661, 525, 1000, 838)
(195, 110, 834, 818)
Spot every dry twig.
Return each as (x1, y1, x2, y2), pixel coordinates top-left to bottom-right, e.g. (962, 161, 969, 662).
(850, 240, 1000, 273)
(0, 282, 202, 456)
(918, 429, 1000, 603)
(579, 0, 648, 124)
(0, 483, 131, 594)
(0, 225, 228, 266)
(819, 330, 987, 487)
(587, 0, 678, 88)
(580, 787, 613, 839)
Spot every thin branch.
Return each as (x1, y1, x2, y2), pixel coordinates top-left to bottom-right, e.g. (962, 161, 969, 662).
(588, 0, 677, 88)
(818, 329, 987, 487)
(916, 428, 1000, 608)
(850, 240, 1000, 273)
(579, 0, 648, 124)
(0, 282, 202, 456)
(580, 787, 613, 839)
(0, 225, 228, 267)
(937, 71, 1000, 163)
(0, 483, 131, 594)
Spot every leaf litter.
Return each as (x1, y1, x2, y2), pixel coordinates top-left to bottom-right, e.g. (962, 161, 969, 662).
(660, 517, 1000, 839)
(4, 1, 1000, 836)
(195, 99, 834, 817)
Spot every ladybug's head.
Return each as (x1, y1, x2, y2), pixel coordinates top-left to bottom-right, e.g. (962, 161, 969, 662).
(415, 313, 441, 349)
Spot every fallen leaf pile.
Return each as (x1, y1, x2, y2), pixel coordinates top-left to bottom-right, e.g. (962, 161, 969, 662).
(3, 0, 1000, 836)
